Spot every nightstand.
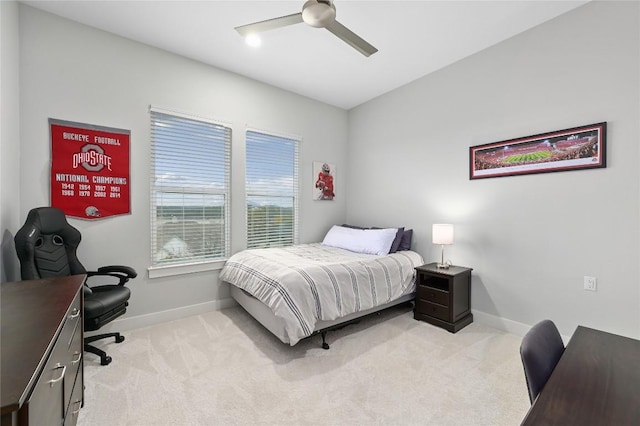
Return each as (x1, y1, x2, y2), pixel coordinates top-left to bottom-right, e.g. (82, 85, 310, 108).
(414, 262, 473, 332)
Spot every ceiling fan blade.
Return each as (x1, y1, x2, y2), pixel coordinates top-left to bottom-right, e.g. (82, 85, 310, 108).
(325, 20, 378, 57)
(235, 13, 304, 37)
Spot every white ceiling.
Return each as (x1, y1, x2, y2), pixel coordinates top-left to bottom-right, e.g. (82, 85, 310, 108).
(22, 0, 589, 110)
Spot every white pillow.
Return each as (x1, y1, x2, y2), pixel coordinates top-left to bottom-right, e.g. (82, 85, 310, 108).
(321, 225, 398, 255)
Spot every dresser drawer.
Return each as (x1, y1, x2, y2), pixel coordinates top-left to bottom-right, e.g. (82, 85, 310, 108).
(64, 317, 83, 415)
(26, 337, 69, 425)
(417, 286, 449, 306)
(59, 296, 81, 351)
(64, 366, 83, 426)
(416, 300, 449, 321)
(26, 292, 82, 426)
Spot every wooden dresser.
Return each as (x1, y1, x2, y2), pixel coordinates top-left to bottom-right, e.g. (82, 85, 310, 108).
(1, 274, 85, 426)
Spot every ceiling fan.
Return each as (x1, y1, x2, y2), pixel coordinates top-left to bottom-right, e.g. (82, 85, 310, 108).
(234, 0, 378, 57)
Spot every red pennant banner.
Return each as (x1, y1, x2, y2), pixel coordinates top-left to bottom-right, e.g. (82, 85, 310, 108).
(50, 119, 131, 219)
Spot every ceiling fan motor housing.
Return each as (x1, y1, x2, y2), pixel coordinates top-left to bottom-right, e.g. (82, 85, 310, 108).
(302, 0, 336, 28)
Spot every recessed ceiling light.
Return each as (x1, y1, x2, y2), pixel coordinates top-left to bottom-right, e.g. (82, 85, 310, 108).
(245, 33, 262, 48)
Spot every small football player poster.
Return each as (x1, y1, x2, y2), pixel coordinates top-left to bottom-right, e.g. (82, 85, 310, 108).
(313, 161, 335, 201)
(50, 118, 130, 219)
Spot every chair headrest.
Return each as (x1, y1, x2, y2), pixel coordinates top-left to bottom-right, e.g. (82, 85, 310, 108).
(15, 207, 82, 254)
(26, 207, 71, 234)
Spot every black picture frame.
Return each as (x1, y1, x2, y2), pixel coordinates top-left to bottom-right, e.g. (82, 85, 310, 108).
(469, 122, 607, 180)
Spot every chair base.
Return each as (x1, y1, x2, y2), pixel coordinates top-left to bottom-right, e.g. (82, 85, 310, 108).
(84, 332, 125, 365)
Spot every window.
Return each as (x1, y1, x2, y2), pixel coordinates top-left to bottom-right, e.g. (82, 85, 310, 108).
(150, 107, 231, 268)
(246, 130, 299, 249)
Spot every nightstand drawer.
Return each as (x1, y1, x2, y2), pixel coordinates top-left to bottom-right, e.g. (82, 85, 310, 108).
(416, 300, 449, 321)
(418, 286, 449, 306)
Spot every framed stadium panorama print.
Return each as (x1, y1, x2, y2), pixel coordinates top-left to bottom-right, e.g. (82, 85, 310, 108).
(469, 122, 606, 180)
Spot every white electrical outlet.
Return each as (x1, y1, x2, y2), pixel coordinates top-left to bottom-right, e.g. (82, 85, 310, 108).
(584, 276, 597, 291)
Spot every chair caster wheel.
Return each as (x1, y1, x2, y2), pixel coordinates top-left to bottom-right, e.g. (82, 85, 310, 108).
(101, 356, 112, 366)
(115, 335, 125, 343)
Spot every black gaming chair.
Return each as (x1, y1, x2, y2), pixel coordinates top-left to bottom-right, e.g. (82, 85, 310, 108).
(14, 207, 136, 365)
(520, 319, 565, 404)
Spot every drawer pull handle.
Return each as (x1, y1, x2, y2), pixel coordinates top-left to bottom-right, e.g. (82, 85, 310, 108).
(69, 308, 80, 319)
(71, 351, 82, 364)
(71, 399, 82, 415)
(48, 364, 66, 386)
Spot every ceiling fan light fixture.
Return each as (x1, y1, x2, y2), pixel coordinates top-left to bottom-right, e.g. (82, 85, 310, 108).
(245, 33, 262, 47)
(302, 0, 336, 28)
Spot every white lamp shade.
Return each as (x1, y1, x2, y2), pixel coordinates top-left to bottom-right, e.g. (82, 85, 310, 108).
(432, 224, 454, 245)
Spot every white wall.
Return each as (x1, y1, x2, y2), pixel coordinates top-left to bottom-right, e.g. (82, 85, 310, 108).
(1, 0, 22, 283)
(348, 1, 640, 338)
(9, 2, 640, 338)
(16, 5, 348, 326)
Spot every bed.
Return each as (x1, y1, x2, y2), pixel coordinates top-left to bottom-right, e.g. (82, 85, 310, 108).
(220, 226, 424, 348)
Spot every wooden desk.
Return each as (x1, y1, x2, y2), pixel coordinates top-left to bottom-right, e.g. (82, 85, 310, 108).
(1, 275, 85, 426)
(521, 326, 640, 425)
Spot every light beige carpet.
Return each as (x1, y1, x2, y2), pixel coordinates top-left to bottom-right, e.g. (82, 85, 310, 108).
(78, 304, 531, 426)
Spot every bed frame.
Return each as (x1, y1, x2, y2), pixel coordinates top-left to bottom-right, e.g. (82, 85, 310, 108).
(230, 285, 415, 349)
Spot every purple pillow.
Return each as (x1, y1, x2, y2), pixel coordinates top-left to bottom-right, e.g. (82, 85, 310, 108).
(398, 229, 413, 251)
(389, 227, 404, 253)
(341, 224, 367, 230)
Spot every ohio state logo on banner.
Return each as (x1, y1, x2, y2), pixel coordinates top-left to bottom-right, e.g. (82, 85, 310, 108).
(50, 118, 131, 219)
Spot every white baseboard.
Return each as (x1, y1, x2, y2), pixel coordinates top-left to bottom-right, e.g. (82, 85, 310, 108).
(89, 301, 569, 343)
(86, 297, 237, 336)
(472, 309, 533, 337)
(472, 310, 571, 342)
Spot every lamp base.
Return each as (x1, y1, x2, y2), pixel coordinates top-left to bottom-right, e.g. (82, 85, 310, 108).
(437, 244, 450, 269)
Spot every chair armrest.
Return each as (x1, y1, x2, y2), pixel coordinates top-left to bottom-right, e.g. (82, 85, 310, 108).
(97, 265, 137, 278)
(87, 265, 137, 286)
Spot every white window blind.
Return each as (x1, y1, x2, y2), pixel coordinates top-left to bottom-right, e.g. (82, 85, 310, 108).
(150, 108, 231, 266)
(246, 130, 299, 249)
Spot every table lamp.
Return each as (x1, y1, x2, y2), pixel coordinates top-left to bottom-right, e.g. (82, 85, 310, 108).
(432, 224, 454, 269)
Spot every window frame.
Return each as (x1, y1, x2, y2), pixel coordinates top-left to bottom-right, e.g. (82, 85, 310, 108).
(245, 128, 300, 249)
(148, 106, 231, 277)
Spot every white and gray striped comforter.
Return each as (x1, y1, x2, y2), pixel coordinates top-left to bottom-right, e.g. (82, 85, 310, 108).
(219, 243, 424, 345)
